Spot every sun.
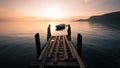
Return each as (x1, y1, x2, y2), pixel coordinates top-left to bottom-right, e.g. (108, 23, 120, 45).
(43, 7, 62, 19)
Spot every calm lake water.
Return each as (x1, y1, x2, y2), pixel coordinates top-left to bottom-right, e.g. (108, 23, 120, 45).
(0, 21, 120, 68)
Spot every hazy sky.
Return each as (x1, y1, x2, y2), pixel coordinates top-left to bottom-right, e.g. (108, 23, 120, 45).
(0, 0, 120, 19)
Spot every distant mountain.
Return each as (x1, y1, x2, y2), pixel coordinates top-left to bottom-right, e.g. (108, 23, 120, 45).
(88, 11, 120, 23)
(74, 19, 88, 21)
(76, 11, 120, 23)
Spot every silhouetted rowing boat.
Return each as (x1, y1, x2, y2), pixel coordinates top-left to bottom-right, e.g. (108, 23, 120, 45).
(55, 24, 65, 30)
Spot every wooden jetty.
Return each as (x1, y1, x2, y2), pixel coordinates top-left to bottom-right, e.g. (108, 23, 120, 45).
(31, 24, 86, 68)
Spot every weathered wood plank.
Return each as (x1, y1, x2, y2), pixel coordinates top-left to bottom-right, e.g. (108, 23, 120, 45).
(45, 62, 79, 68)
(37, 37, 53, 68)
(48, 36, 57, 58)
(64, 35, 85, 68)
(69, 41, 86, 68)
(53, 40, 60, 64)
(54, 36, 61, 63)
(38, 37, 52, 61)
(64, 36, 76, 59)
(62, 36, 68, 60)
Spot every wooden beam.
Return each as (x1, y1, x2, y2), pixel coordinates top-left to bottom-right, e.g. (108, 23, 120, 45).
(48, 36, 57, 58)
(77, 33, 82, 56)
(37, 37, 53, 68)
(62, 36, 68, 60)
(65, 35, 86, 68)
(54, 40, 60, 64)
(69, 41, 85, 68)
(35, 33, 41, 57)
(64, 36, 76, 59)
(47, 24, 51, 41)
(67, 24, 71, 40)
(38, 37, 52, 61)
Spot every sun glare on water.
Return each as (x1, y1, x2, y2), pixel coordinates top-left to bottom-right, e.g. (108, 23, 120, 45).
(43, 7, 62, 19)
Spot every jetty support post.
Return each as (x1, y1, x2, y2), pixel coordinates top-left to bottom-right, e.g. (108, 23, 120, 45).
(67, 24, 71, 40)
(77, 33, 82, 56)
(35, 33, 41, 58)
(47, 24, 51, 41)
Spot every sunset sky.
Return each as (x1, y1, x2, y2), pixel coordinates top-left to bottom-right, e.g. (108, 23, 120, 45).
(0, 0, 120, 21)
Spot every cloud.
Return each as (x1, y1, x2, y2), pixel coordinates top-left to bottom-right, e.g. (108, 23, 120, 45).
(84, 0, 93, 2)
(0, 0, 120, 18)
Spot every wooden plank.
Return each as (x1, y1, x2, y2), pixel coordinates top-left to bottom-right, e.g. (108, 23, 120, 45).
(53, 36, 60, 63)
(37, 37, 53, 68)
(62, 36, 68, 60)
(64, 36, 76, 59)
(45, 62, 79, 67)
(38, 36, 52, 60)
(48, 36, 57, 58)
(58, 35, 61, 40)
(64, 35, 85, 68)
(69, 41, 86, 68)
